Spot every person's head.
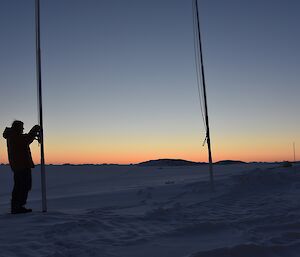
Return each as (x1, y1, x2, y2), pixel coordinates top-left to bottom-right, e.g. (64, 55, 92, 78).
(11, 120, 24, 134)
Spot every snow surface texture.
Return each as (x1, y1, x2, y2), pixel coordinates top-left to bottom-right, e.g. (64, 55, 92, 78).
(0, 163, 299, 257)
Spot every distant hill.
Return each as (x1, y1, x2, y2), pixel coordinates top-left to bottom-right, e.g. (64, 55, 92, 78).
(137, 159, 206, 167)
(215, 160, 247, 165)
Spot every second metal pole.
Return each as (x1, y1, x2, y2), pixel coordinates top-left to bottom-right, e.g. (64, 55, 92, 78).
(194, 0, 215, 191)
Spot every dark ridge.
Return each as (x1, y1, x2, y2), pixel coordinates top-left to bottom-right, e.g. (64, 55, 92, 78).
(137, 159, 206, 167)
(215, 160, 247, 165)
(38, 163, 127, 167)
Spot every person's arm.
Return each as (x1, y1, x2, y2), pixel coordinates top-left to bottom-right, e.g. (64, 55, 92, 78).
(25, 125, 40, 144)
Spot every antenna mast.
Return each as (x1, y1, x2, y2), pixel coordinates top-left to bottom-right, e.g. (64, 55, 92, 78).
(35, 0, 47, 212)
(293, 142, 296, 162)
(193, 0, 214, 191)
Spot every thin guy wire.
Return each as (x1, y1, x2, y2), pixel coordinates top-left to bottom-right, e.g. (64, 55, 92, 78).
(192, 0, 207, 131)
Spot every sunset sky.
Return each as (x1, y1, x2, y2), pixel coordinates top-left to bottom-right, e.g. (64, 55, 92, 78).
(1, 0, 300, 164)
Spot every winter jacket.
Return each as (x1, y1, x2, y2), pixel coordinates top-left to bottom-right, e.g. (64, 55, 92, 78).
(3, 125, 40, 171)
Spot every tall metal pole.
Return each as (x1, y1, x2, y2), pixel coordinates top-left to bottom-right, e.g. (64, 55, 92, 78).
(35, 0, 47, 212)
(293, 142, 296, 162)
(194, 0, 214, 191)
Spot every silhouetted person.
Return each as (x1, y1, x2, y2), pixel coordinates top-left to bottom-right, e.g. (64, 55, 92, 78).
(3, 121, 40, 214)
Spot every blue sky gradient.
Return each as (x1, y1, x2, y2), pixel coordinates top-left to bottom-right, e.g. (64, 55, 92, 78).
(1, 0, 299, 163)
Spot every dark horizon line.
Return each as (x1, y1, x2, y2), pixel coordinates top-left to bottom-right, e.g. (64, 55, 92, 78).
(1, 159, 298, 166)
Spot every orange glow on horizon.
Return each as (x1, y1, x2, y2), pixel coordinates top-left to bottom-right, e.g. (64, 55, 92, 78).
(0, 133, 296, 165)
(26, 146, 295, 165)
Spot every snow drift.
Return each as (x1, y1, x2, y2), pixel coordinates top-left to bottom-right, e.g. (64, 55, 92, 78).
(0, 163, 299, 257)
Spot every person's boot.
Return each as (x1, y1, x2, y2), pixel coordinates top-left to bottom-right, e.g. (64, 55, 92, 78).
(11, 200, 20, 214)
(11, 208, 21, 214)
(20, 206, 32, 213)
(11, 202, 32, 214)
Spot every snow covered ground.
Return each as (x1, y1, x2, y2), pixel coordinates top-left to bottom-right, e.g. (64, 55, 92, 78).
(0, 163, 299, 257)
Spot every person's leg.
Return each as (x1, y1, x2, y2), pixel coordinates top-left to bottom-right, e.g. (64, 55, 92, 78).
(21, 169, 32, 207)
(11, 170, 24, 211)
(11, 169, 32, 213)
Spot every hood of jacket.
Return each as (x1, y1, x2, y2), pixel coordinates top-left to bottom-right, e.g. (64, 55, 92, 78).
(3, 127, 13, 139)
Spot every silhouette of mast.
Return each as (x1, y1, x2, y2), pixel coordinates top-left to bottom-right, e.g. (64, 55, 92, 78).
(35, 0, 47, 212)
(293, 142, 296, 162)
(193, 0, 214, 190)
